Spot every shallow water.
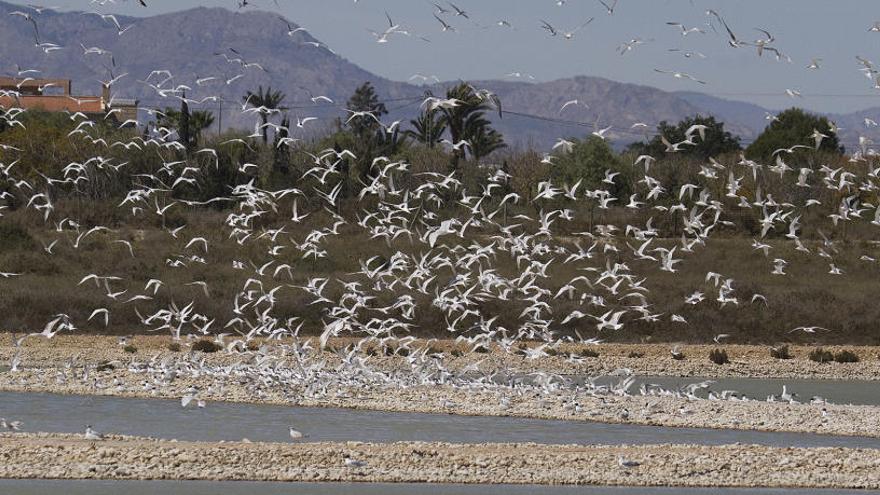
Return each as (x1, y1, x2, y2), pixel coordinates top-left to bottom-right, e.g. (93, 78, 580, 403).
(2, 391, 879, 448)
(0, 480, 876, 495)
(587, 376, 880, 405)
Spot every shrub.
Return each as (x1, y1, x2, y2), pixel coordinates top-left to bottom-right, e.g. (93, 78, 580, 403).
(167, 342, 181, 352)
(123, 345, 137, 354)
(579, 348, 600, 358)
(192, 340, 221, 353)
(833, 350, 860, 363)
(627, 351, 644, 359)
(0, 222, 36, 250)
(450, 349, 463, 357)
(709, 348, 729, 365)
(770, 345, 791, 360)
(545, 347, 559, 357)
(809, 348, 834, 363)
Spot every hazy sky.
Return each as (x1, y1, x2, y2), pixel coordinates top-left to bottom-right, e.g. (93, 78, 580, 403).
(13, 0, 880, 113)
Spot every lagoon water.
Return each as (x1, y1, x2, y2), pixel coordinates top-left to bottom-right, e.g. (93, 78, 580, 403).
(583, 375, 880, 405)
(2, 391, 880, 448)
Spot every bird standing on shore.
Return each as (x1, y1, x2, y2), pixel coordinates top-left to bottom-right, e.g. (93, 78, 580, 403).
(84, 425, 104, 440)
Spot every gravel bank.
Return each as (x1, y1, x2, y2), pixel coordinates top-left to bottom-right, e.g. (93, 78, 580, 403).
(1, 433, 878, 488)
(2, 335, 880, 438)
(2, 335, 879, 381)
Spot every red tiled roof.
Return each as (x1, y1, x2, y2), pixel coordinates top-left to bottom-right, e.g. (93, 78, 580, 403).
(0, 95, 104, 113)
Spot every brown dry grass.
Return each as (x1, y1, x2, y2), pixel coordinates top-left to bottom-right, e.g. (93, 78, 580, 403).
(1, 198, 879, 345)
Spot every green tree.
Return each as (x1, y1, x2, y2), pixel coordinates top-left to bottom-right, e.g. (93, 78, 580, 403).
(339, 83, 405, 196)
(630, 115, 741, 160)
(437, 82, 504, 166)
(745, 107, 842, 160)
(553, 135, 626, 195)
(345, 82, 388, 139)
(243, 86, 286, 145)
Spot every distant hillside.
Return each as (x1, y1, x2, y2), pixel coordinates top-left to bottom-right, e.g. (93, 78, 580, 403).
(0, 1, 415, 131)
(2, 0, 878, 150)
(428, 77, 752, 149)
(674, 92, 880, 152)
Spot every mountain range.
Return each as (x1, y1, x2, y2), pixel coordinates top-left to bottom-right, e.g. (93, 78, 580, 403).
(1, 0, 878, 151)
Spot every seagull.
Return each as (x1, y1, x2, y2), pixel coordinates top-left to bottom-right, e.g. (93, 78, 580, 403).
(433, 14, 455, 32)
(597, 0, 618, 15)
(670, 345, 685, 359)
(654, 69, 706, 84)
(84, 425, 104, 440)
(87, 308, 110, 327)
(559, 99, 580, 113)
(289, 426, 307, 440)
(1, 418, 22, 430)
(562, 18, 594, 40)
(668, 48, 707, 59)
(706, 9, 741, 47)
(540, 19, 558, 37)
(810, 128, 828, 150)
(343, 454, 367, 468)
(788, 326, 829, 334)
(666, 22, 705, 36)
(447, 2, 468, 18)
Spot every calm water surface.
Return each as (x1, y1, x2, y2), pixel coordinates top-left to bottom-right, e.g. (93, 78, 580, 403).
(2, 391, 879, 448)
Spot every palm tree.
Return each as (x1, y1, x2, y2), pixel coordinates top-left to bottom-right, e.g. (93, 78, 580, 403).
(243, 86, 286, 145)
(157, 108, 214, 149)
(190, 110, 215, 143)
(437, 83, 504, 166)
(407, 106, 446, 148)
(467, 119, 506, 161)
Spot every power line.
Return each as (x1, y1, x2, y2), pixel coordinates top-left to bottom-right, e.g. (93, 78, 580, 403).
(28, 89, 875, 149)
(704, 92, 880, 98)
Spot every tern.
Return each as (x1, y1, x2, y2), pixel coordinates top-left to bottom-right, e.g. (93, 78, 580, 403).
(84, 425, 104, 440)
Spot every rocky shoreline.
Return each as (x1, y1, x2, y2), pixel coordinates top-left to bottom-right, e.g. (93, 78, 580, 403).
(2, 336, 880, 438)
(2, 366, 879, 438)
(1, 433, 878, 488)
(3, 335, 880, 488)
(2, 335, 879, 381)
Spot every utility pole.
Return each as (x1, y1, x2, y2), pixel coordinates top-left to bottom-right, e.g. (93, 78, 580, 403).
(218, 100, 222, 137)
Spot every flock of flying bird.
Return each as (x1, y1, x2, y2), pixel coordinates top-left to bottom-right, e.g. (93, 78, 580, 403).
(2, 0, 880, 469)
